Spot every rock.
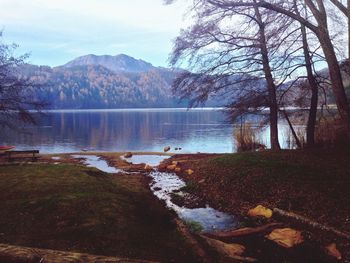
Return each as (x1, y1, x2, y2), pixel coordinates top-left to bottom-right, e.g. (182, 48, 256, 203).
(124, 152, 132, 158)
(179, 147, 182, 150)
(175, 167, 181, 172)
(175, 147, 179, 150)
(172, 161, 178, 165)
(247, 205, 273, 218)
(325, 243, 342, 260)
(164, 146, 171, 152)
(266, 228, 303, 248)
(167, 164, 177, 170)
(185, 169, 194, 175)
(144, 164, 152, 170)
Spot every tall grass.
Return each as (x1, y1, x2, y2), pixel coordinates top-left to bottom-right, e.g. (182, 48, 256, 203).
(234, 122, 266, 152)
(315, 117, 347, 147)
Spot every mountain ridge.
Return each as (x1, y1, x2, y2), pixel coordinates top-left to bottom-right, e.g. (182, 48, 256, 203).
(61, 53, 156, 73)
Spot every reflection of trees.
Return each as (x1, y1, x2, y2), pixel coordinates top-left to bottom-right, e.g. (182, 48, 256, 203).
(0, 110, 227, 151)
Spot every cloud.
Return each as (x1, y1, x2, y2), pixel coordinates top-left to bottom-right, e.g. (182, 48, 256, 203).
(0, 0, 189, 66)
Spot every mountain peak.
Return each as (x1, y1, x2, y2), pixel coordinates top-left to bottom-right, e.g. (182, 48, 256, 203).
(62, 54, 154, 73)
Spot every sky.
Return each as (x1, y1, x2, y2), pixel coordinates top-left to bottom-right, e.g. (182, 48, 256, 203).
(0, 0, 189, 67)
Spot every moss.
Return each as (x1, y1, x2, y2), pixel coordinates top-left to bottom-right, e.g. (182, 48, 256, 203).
(184, 220, 203, 233)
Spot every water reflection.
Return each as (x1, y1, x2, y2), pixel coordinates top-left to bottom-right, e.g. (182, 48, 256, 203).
(0, 109, 298, 153)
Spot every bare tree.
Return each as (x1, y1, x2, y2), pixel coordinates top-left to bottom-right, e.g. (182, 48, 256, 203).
(0, 33, 46, 131)
(168, 0, 312, 149)
(205, 0, 350, 141)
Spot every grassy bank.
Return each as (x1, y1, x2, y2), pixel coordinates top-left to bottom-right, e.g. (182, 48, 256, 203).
(163, 149, 350, 261)
(0, 163, 197, 262)
(169, 148, 350, 233)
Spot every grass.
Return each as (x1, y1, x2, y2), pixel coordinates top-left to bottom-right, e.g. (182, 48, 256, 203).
(0, 163, 197, 262)
(183, 220, 203, 233)
(174, 148, 350, 233)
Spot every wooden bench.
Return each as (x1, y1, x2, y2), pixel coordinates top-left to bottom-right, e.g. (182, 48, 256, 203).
(5, 150, 40, 162)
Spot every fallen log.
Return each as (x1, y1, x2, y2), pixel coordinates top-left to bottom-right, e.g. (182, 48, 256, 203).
(273, 208, 350, 240)
(199, 235, 257, 262)
(0, 243, 156, 263)
(174, 219, 211, 263)
(205, 223, 282, 240)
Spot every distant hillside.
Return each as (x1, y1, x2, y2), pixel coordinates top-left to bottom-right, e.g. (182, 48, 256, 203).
(20, 54, 223, 109)
(62, 54, 154, 73)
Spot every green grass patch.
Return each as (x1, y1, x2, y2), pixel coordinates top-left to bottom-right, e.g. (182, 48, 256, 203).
(184, 220, 203, 233)
(0, 163, 197, 262)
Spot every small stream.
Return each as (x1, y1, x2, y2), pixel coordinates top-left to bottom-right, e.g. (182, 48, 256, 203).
(121, 154, 169, 166)
(72, 155, 123, 173)
(72, 154, 238, 233)
(149, 170, 238, 232)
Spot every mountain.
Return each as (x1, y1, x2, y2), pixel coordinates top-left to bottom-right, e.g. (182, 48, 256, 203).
(62, 54, 154, 73)
(20, 54, 224, 109)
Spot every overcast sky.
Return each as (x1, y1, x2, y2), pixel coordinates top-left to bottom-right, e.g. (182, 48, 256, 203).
(0, 0, 189, 67)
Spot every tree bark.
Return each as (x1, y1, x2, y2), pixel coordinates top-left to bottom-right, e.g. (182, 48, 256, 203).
(254, 2, 281, 150)
(318, 27, 350, 136)
(296, 3, 319, 146)
(348, 0, 350, 60)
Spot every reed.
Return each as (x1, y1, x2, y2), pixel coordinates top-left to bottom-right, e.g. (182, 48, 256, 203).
(234, 122, 266, 152)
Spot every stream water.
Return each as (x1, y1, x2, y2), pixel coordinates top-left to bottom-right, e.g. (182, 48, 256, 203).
(71, 154, 238, 233)
(72, 155, 122, 173)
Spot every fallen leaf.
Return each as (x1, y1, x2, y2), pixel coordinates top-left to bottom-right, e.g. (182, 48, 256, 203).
(185, 169, 194, 175)
(248, 205, 273, 218)
(325, 243, 342, 260)
(266, 228, 303, 248)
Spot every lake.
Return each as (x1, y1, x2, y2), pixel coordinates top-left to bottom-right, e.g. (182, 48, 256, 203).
(0, 108, 296, 153)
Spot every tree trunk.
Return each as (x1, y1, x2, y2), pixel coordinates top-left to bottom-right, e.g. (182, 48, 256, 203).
(254, 3, 281, 150)
(304, 0, 350, 140)
(301, 24, 318, 146)
(348, 0, 350, 59)
(318, 27, 350, 138)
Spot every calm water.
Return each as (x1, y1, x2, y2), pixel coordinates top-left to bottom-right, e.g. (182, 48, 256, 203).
(0, 108, 294, 153)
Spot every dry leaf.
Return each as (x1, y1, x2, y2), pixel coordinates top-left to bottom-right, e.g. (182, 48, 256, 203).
(185, 169, 194, 175)
(325, 243, 342, 260)
(266, 228, 303, 248)
(247, 205, 273, 218)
